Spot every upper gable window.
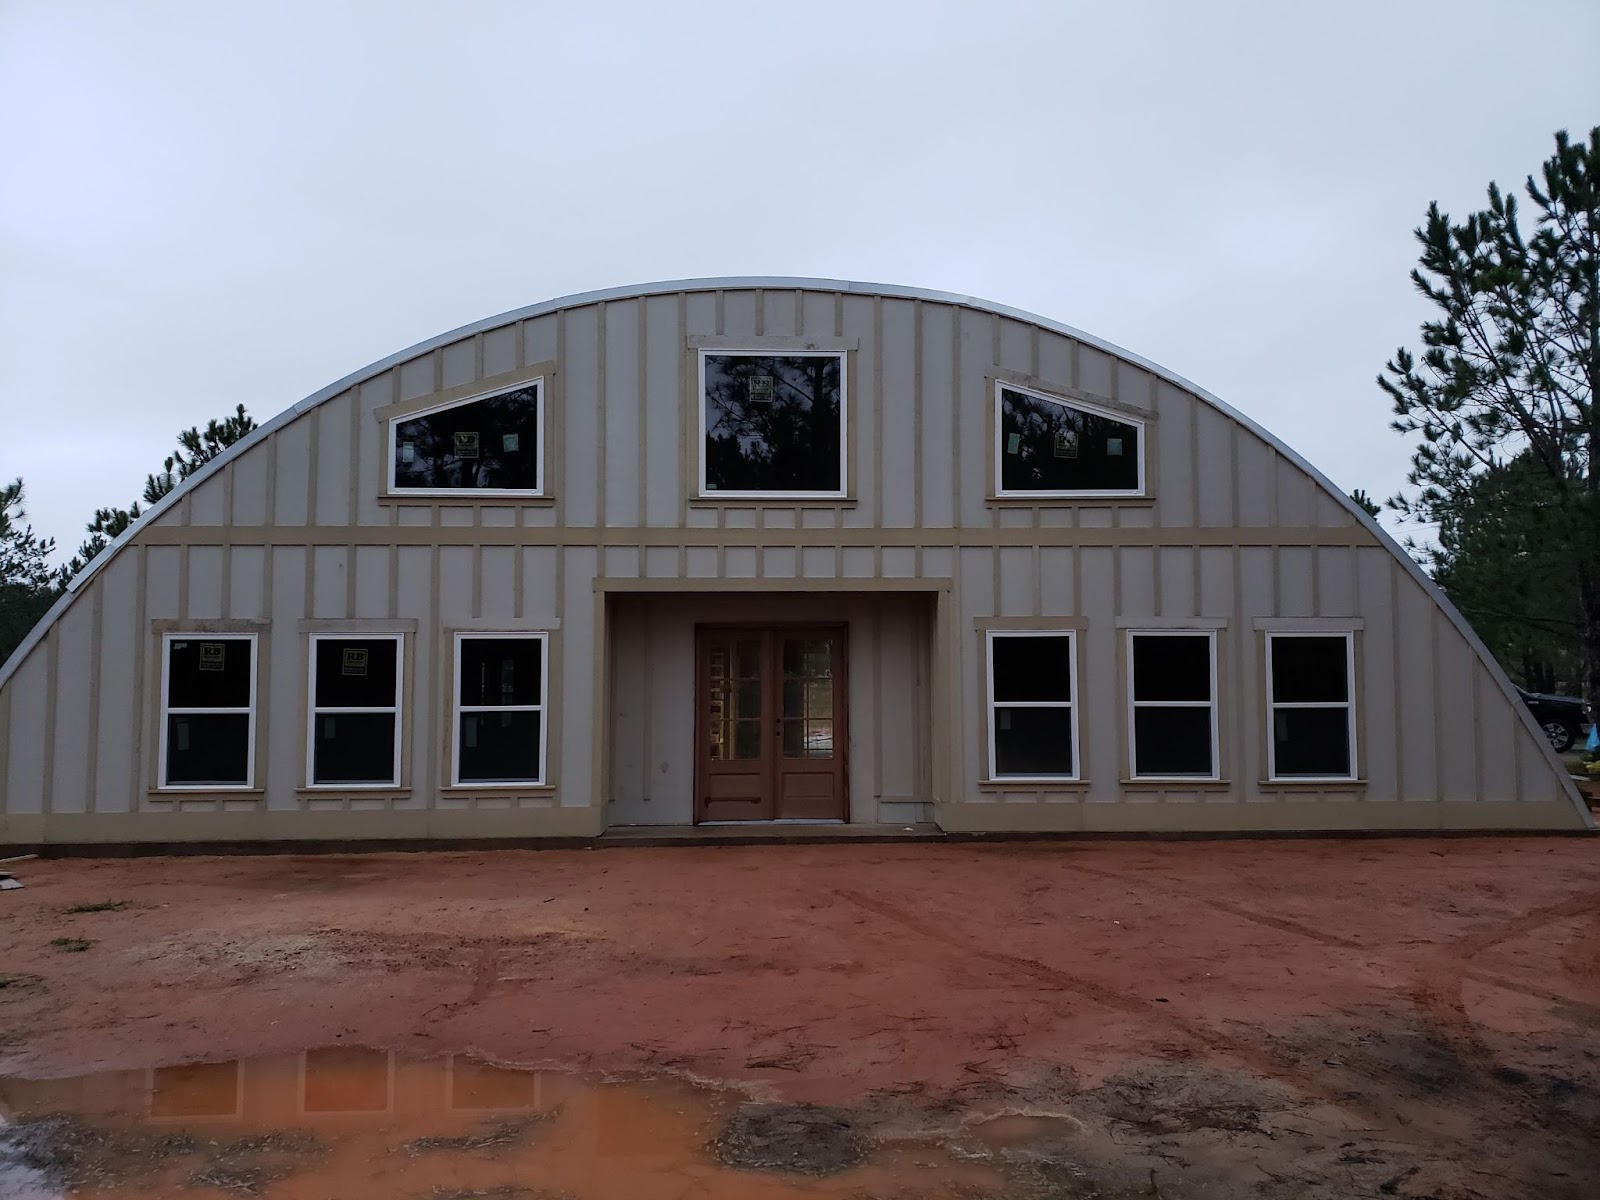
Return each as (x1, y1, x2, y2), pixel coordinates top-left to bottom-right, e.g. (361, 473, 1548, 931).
(390, 380, 543, 495)
(700, 351, 846, 498)
(995, 383, 1144, 497)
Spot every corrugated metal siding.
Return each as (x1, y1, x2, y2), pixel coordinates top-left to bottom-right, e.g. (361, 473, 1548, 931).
(0, 283, 1588, 840)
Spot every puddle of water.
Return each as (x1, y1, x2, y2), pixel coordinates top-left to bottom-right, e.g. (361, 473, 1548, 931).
(967, 1112, 1084, 1150)
(0, 1049, 1021, 1199)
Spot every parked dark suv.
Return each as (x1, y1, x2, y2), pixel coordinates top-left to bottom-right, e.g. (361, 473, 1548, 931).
(1516, 688, 1589, 754)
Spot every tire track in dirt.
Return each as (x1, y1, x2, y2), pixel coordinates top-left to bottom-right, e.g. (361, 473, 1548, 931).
(834, 887, 1379, 1109)
(1051, 862, 1365, 950)
(1444, 890, 1600, 959)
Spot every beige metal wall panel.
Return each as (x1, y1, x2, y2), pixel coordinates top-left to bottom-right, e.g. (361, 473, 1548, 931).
(228, 439, 271, 526)
(603, 299, 642, 529)
(441, 337, 475, 388)
(841, 294, 878, 529)
(1040, 547, 1074, 612)
(763, 288, 798, 335)
(4, 651, 48, 814)
(880, 299, 918, 529)
(354, 546, 391, 618)
(1198, 546, 1232, 617)
(1156, 381, 1195, 527)
(559, 547, 598, 808)
(313, 394, 354, 527)
(1120, 547, 1157, 618)
(562, 305, 601, 529)
(1077, 547, 1119, 801)
(1235, 433, 1276, 526)
(1159, 547, 1196, 617)
(228, 546, 267, 619)
(1195, 406, 1236, 527)
(49, 602, 94, 813)
(998, 547, 1033, 617)
(145, 546, 182, 619)
(722, 289, 758, 337)
(94, 553, 142, 813)
(1315, 546, 1358, 616)
(262, 546, 306, 810)
(1395, 579, 1440, 799)
(479, 548, 517, 622)
(186, 546, 225, 618)
(955, 307, 991, 529)
(438, 547, 473, 624)
(355, 374, 393, 527)
(310, 547, 348, 618)
(919, 303, 957, 529)
(1278, 547, 1314, 617)
(1434, 621, 1479, 802)
(1274, 454, 1315, 527)
(186, 470, 227, 526)
(1356, 548, 1400, 802)
(271, 418, 312, 526)
(643, 295, 683, 527)
(1475, 659, 1519, 802)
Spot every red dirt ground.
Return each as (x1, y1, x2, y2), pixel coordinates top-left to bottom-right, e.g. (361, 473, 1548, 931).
(2, 838, 1598, 1198)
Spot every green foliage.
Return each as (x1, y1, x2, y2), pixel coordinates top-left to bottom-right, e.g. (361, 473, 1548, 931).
(1379, 127, 1599, 696)
(63, 404, 257, 581)
(0, 478, 63, 665)
(1349, 489, 1383, 518)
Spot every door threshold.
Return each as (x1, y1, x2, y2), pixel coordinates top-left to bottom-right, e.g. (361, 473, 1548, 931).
(698, 819, 845, 826)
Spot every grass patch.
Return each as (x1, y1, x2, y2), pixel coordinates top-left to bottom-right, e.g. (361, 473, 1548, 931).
(63, 900, 130, 914)
(50, 937, 93, 953)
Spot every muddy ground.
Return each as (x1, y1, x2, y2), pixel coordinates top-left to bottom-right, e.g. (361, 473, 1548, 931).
(1, 838, 1597, 1198)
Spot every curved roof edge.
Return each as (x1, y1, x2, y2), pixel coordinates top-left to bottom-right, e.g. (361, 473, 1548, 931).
(2, 276, 1590, 828)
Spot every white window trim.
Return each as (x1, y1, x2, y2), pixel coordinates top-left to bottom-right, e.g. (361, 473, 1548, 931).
(985, 629, 1081, 782)
(387, 377, 545, 497)
(451, 632, 549, 787)
(157, 632, 258, 791)
(1264, 631, 1358, 782)
(1126, 629, 1220, 781)
(305, 633, 405, 789)
(697, 349, 848, 499)
(993, 380, 1147, 498)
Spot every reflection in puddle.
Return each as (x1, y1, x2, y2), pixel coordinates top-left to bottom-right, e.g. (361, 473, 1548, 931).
(0, 1050, 1020, 1198)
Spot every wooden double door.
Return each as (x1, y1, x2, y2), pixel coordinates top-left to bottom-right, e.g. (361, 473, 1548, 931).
(695, 626, 848, 822)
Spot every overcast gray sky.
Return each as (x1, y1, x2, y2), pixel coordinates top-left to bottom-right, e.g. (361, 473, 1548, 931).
(2, 0, 1596, 560)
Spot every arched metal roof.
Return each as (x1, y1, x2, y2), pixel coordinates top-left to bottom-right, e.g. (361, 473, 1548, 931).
(0, 277, 1590, 827)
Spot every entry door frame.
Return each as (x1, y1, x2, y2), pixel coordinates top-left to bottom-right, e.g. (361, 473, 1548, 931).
(693, 622, 850, 824)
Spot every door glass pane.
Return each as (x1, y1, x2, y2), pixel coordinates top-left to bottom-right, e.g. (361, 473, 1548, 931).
(781, 637, 834, 759)
(710, 639, 763, 761)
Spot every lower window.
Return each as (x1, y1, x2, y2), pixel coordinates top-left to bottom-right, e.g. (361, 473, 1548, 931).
(453, 634, 547, 785)
(1128, 631, 1219, 778)
(307, 635, 403, 787)
(986, 631, 1078, 779)
(1266, 633, 1356, 779)
(160, 634, 257, 788)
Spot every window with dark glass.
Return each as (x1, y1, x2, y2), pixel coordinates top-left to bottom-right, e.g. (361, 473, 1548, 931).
(1128, 632, 1218, 778)
(1267, 633, 1355, 779)
(701, 352, 845, 495)
(453, 634, 545, 785)
(996, 384, 1143, 495)
(390, 381, 542, 493)
(987, 632, 1077, 778)
(161, 635, 255, 787)
(308, 636, 402, 786)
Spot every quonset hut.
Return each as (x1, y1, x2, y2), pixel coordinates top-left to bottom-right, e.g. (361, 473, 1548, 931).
(1, 279, 1590, 847)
